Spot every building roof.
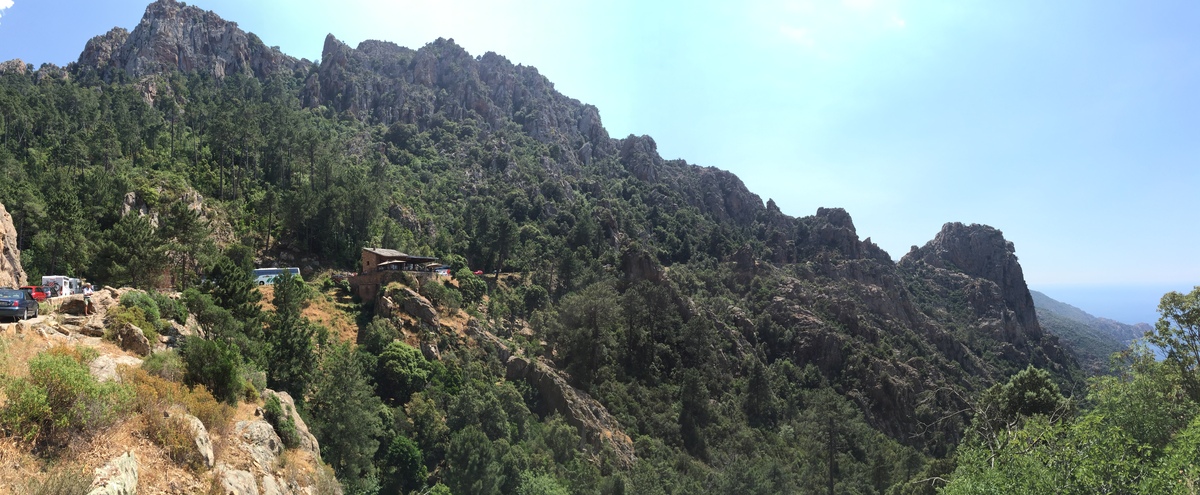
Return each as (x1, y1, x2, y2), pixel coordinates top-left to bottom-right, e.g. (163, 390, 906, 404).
(363, 248, 407, 258)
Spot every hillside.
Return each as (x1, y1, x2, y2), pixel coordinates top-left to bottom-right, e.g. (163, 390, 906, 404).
(0, 0, 1098, 493)
(1031, 290, 1149, 373)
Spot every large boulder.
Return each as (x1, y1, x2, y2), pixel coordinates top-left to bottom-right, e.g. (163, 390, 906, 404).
(235, 420, 284, 473)
(112, 322, 152, 356)
(180, 411, 215, 468)
(88, 452, 138, 495)
(0, 201, 27, 288)
(88, 354, 144, 382)
(379, 285, 440, 328)
(215, 465, 259, 495)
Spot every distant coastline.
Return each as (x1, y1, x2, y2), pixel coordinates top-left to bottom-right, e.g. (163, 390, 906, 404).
(1033, 283, 1196, 326)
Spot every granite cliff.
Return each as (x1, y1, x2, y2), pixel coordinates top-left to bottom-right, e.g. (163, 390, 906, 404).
(0, 202, 27, 288)
(77, 0, 302, 80)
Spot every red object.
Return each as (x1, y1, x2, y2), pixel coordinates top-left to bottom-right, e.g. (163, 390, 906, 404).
(473, 270, 484, 275)
(19, 286, 47, 302)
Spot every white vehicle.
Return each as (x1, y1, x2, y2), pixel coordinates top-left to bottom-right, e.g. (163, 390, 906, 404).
(41, 275, 73, 296)
(252, 267, 301, 285)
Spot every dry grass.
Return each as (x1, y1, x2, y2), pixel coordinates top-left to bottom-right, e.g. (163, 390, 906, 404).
(258, 284, 360, 343)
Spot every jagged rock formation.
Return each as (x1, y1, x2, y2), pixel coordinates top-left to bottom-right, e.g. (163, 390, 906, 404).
(312, 35, 616, 165)
(0, 202, 27, 288)
(0, 59, 27, 75)
(899, 223, 1070, 374)
(77, 0, 301, 80)
(465, 318, 636, 467)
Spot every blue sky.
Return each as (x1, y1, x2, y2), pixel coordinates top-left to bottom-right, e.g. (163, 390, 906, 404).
(1, 0, 1197, 323)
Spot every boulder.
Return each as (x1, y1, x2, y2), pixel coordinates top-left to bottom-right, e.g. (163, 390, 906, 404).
(398, 287, 439, 328)
(181, 412, 215, 468)
(80, 314, 107, 337)
(88, 354, 144, 382)
(215, 465, 259, 495)
(112, 322, 152, 356)
(88, 452, 137, 495)
(262, 389, 321, 458)
(235, 420, 284, 472)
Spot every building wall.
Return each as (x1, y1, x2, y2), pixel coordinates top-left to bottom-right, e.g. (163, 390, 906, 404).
(349, 270, 439, 303)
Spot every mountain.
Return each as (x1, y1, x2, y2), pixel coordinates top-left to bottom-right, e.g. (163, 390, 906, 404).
(0, 0, 1090, 492)
(1031, 289, 1149, 373)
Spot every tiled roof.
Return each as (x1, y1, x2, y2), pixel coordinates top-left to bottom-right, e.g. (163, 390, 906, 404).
(364, 248, 407, 258)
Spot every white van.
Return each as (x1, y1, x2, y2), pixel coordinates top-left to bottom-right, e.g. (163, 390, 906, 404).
(41, 275, 72, 296)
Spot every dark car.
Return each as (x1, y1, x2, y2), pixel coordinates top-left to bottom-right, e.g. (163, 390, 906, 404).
(19, 286, 48, 302)
(0, 288, 39, 321)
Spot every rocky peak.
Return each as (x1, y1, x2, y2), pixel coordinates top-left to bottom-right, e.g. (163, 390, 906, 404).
(804, 207, 891, 262)
(0, 59, 29, 75)
(76, 0, 301, 79)
(901, 222, 1038, 332)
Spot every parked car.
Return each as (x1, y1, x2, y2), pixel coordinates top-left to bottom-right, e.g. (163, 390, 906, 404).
(0, 288, 39, 321)
(19, 286, 47, 302)
(473, 270, 484, 275)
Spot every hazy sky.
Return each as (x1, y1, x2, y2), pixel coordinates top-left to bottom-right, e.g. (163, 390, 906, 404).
(1, 0, 1197, 323)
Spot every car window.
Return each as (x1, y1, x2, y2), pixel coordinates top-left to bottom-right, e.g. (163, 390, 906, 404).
(0, 289, 22, 298)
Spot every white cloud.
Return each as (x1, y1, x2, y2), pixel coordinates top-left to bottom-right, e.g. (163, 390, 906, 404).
(0, 0, 13, 25)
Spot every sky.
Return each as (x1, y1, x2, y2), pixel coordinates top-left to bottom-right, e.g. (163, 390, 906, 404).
(1, 0, 1198, 324)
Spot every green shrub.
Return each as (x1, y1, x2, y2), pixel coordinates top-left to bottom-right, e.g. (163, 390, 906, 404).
(0, 351, 134, 448)
(420, 281, 461, 311)
(142, 350, 186, 382)
(454, 268, 488, 304)
(120, 291, 162, 330)
(107, 305, 160, 344)
(152, 292, 188, 325)
(264, 394, 300, 448)
(179, 337, 244, 404)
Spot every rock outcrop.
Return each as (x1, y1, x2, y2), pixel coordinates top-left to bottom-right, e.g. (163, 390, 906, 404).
(0, 202, 27, 288)
(902, 222, 1038, 332)
(88, 452, 138, 495)
(76, 0, 301, 80)
(465, 319, 635, 467)
(111, 322, 152, 356)
(378, 285, 440, 328)
(181, 411, 215, 468)
(261, 389, 321, 458)
(234, 420, 284, 472)
(0, 59, 27, 75)
(89, 354, 144, 382)
(506, 355, 636, 467)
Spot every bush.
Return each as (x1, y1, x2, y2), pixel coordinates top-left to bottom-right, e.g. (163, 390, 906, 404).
(107, 305, 160, 344)
(455, 268, 488, 304)
(264, 394, 300, 448)
(420, 281, 461, 311)
(145, 411, 206, 470)
(178, 337, 244, 404)
(120, 291, 162, 330)
(22, 464, 92, 495)
(143, 350, 186, 382)
(121, 366, 235, 434)
(152, 291, 188, 325)
(0, 351, 135, 448)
